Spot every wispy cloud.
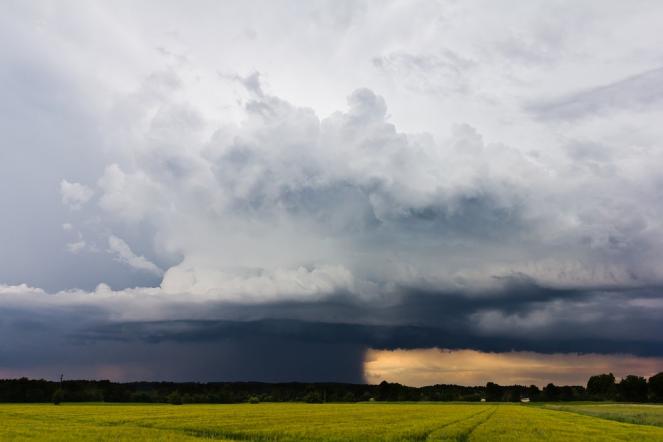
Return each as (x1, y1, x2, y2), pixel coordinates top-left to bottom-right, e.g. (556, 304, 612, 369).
(527, 67, 663, 120)
(108, 236, 163, 276)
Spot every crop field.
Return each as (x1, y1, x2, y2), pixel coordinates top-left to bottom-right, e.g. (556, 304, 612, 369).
(542, 403, 663, 428)
(1, 402, 663, 441)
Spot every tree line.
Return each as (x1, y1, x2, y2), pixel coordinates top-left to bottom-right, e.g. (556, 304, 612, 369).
(1, 372, 661, 404)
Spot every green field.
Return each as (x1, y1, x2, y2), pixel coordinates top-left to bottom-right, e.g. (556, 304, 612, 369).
(1, 402, 663, 441)
(542, 403, 663, 427)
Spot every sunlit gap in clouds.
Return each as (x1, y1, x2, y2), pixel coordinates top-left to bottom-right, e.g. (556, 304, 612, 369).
(364, 348, 663, 387)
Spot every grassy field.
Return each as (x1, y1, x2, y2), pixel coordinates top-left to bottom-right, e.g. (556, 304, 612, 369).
(1, 402, 662, 441)
(542, 403, 663, 427)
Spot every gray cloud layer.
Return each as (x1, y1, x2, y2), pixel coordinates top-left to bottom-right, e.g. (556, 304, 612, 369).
(528, 67, 663, 120)
(2, 280, 662, 382)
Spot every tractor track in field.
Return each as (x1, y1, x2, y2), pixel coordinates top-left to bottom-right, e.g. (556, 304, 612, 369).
(455, 407, 497, 442)
(419, 406, 496, 442)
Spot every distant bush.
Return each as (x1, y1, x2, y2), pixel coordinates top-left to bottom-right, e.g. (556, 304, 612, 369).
(130, 391, 153, 403)
(248, 396, 260, 404)
(52, 389, 64, 405)
(167, 391, 183, 405)
(342, 392, 356, 402)
(303, 392, 323, 403)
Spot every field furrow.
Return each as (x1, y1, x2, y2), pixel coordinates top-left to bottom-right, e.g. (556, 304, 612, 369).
(425, 406, 496, 441)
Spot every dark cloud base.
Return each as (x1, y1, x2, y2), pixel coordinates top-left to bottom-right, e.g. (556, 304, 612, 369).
(2, 281, 662, 382)
(80, 317, 663, 358)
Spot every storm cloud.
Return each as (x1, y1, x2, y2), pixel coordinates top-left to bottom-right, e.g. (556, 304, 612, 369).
(2, 0, 663, 384)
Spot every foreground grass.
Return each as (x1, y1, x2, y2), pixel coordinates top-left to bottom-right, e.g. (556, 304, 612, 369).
(1, 402, 663, 441)
(543, 403, 663, 427)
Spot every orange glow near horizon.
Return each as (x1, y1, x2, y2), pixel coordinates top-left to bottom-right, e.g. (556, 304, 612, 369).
(364, 348, 663, 387)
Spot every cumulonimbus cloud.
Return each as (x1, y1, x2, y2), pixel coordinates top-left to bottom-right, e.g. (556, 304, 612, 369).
(74, 74, 663, 304)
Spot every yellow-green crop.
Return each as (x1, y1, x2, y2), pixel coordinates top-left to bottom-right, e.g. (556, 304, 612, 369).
(1, 402, 663, 441)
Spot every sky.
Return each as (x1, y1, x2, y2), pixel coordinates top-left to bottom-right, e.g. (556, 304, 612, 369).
(2, 0, 663, 386)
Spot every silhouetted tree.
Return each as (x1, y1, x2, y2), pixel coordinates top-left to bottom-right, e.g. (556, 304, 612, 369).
(527, 385, 541, 401)
(26, 388, 46, 402)
(485, 382, 502, 402)
(377, 381, 411, 401)
(587, 373, 616, 400)
(559, 386, 576, 401)
(618, 375, 647, 402)
(649, 372, 663, 402)
(0, 375, 650, 404)
(543, 383, 559, 401)
(507, 389, 521, 402)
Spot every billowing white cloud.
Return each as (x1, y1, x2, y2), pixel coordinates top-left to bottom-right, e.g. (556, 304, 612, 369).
(60, 179, 94, 210)
(4, 0, 663, 298)
(161, 264, 353, 302)
(72, 77, 663, 302)
(98, 165, 163, 223)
